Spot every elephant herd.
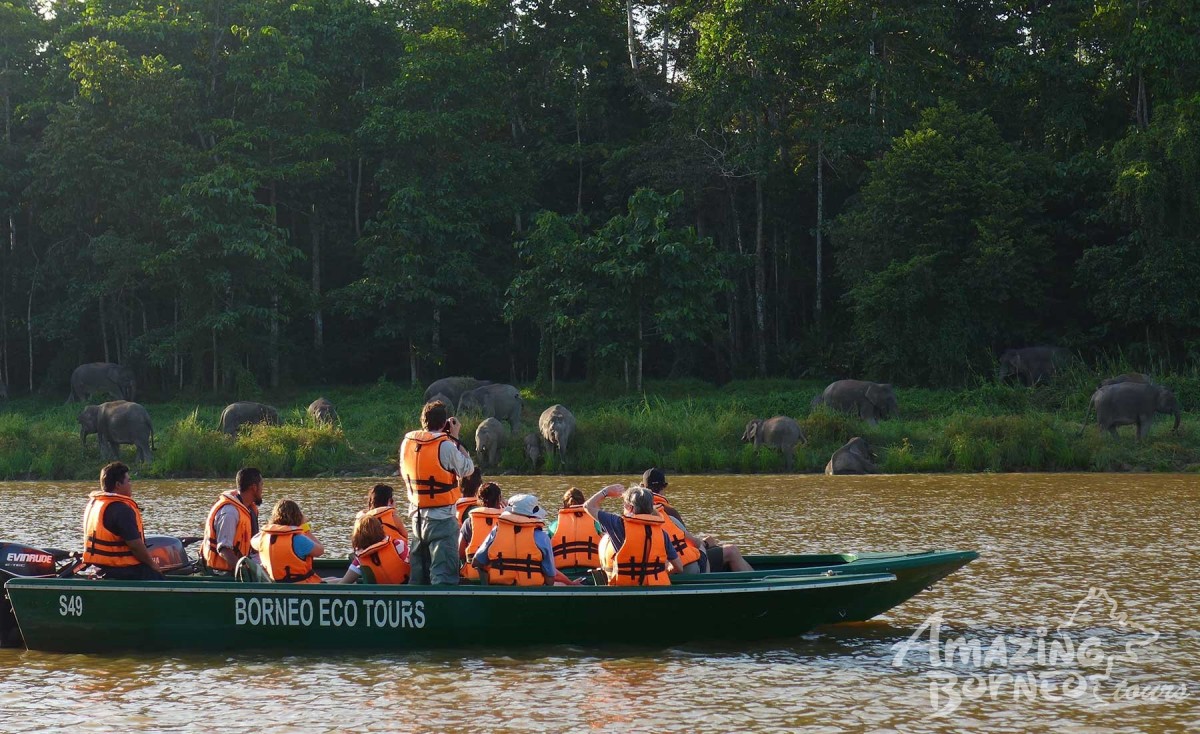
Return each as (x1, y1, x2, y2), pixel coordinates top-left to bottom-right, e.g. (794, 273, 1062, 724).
(67, 361, 341, 464)
(422, 376, 575, 471)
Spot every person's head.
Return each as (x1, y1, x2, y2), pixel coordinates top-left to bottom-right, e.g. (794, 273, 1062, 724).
(367, 484, 394, 510)
(505, 494, 546, 520)
(100, 461, 130, 494)
(421, 400, 450, 432)
(460, 467, 483, 498)
(642, 467, 667, 494)
(270, 499, 304, 527)
(478, 481, 503, 509)
(236, 467, 264, 506)
(351, 514, 385, 551)
(622, 486, 655, 516)
(562, 487, 585, 508)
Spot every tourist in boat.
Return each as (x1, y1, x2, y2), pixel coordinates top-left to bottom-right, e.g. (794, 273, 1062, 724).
(201, 466, 264, 575)
(360, 484, 408, 543)
(81, 461, 165, 580)
(583, 484, 682, 585)
(458, 481, 503, 580)
(549, 487, 602, 570)
(251, 499, 325, 583)
(454, 467, 483, 526)
(400, 400, 474, 585)
(471, 494, 576, 586)
(342, 515, 410, 584)
(642, 468, 753, 573)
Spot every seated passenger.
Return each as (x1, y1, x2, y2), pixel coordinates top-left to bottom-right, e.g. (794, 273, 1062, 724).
(583, 484, 682, 586)
(471, 494, 575, 586)
(458, 481, 503, 580)
(345, 515, 410, 584)
(359, 483, 408, 543)
(251, 499, 325, 583)
(549, 487, 601, 569)
(454, 467, 484, 526)
(82, 462, 165, 581)
(642, 468, 752, 573)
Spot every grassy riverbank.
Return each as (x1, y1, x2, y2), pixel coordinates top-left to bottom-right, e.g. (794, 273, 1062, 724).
(1, 373, 1198, 480)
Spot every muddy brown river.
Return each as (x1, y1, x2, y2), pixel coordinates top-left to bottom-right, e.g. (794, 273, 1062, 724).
(0, 474, 1196, 732)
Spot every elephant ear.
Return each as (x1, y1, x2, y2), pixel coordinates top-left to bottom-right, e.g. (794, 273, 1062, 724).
(865, 384, 886, 408)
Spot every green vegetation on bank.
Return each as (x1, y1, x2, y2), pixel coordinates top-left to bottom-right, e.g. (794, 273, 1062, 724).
(2, 372, 1199, 480)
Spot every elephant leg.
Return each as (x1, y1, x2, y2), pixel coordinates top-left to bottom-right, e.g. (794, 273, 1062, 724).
(1107, 424, 1119, 439)
(1136, 420, 1149, 441)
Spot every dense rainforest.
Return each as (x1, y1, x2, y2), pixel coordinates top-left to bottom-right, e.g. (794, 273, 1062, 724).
(0, 0, 1197, 399)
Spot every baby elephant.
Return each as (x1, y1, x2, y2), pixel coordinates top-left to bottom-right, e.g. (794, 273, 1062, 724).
(825, 437, 878, 475)
(220, 402, 281, 436)
(474, 417, 506, 469)
(523, 433, 542, 469)
(307, 397, 338, 426)
(741, 416, 805, 471)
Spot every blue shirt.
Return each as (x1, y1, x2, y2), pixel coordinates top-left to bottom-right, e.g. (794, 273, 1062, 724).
(292, 533, 317, 560)
(596, 510, 679, 561)
(473, 522, 558, 580)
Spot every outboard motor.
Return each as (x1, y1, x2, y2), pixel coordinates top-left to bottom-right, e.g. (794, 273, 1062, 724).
(144, 535, 195, 574)
(0, 542, 73, 648)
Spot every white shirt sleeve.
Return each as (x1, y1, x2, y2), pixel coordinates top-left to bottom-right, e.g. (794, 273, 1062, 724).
(439, 434, 475, 478)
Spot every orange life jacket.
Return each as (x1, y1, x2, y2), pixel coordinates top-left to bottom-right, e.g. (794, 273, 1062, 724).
(653, 498, 702, 567)
(252, 524, 321, 584)
(400, 431, 462, 508)
(356, 538, 411, 585)
(550, 506, 601, 569)
(604, 513, 671, 586)
(82, 491, 145, 568)
(362, 506, 408, 543)
(202, 490, 254, 572)
(454, 496, 479, 525)
(485, 514, 548, 586)
(460, 507, 502, 580)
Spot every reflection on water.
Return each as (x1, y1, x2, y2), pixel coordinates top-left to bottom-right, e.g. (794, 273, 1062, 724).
(1, 474, 1197, 732)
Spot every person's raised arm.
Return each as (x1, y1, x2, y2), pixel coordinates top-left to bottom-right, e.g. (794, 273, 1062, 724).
(584, 483, 623, 522)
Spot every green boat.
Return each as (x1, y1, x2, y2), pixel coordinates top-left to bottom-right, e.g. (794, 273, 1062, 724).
(5, 572, 898, 653)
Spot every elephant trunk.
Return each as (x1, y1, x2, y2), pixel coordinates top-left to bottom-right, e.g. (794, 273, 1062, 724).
(79, 427, 88, 447)
(1172, 408, 1181, 433)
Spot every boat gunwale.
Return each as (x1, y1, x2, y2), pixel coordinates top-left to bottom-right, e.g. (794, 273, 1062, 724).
(4, 572, 897, 597)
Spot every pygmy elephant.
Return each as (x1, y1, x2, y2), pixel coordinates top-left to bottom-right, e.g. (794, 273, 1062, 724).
(220, 402, 281, 436)
(539, 404, 576, 468)
(523, 433, 542, 469)
(811, 380, 899, 426)
(307, 397, 338, 426)
(458, 384, 522, 431)
(741, 416, 805, 471)
(78, 400, 154, 463)
(474, 417, 507, 469)
(68, 362, 136, 403)
(1083, 382, 1181, 439)
(825, 437, 878, 475)
(423, 377, 491, 411)
(997, 347, 1070, 386)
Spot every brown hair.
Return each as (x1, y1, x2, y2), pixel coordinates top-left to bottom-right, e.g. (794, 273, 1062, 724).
(460, 467, 483, 498)
(270, 499, 304, 527)
(421, 400, 449, 431)
(562, 487, 585, 508)
(367, 484, 394, 509)
(351, 515, 385, 551)
(478, 481, 503, 509)
(100, 461, 129, 492)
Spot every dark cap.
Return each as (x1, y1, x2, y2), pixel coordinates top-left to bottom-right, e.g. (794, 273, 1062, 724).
(642, 467, 667, 490)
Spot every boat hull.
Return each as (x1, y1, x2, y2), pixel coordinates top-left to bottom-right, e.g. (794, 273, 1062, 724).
(5, 573, 896, 653)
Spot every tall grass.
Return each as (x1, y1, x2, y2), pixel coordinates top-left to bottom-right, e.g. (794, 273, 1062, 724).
(0, 372, 1195, 478)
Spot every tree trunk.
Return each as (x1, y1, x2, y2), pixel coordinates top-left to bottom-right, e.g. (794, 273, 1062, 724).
(626, 0, 639, 71)
(269, 294, 280, 389)
(754, 173, 767, 376)
(99, 296, 110, 362)
(636, 304, 644, 392)
(661, 2, 670, 79)
(550, 334, 556, 394)
(815, 135, 824, 323)
(211, 325, 218, 394)
(409, 340, 418, 386)
(311, 203, 323, 354)
(25, 283, 32, 393)
(575, 77, 584, 217)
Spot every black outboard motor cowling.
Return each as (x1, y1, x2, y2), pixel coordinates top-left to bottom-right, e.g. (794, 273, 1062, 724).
(1, 541, 66, 649)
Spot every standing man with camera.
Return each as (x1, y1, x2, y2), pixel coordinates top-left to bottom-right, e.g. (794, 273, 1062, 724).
(399, 400, 475, 585)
